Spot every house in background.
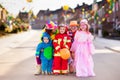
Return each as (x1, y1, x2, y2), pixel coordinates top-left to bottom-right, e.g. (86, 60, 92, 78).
(0, 4, 8, 30)
(33, 0, 120, 37)
(18, 12, 29, 23)
(0, 5, 8, 22)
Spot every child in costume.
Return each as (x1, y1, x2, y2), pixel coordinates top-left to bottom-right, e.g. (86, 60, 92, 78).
(70, 19, 95, 77)
(52, 24, 71, 75)
(34, 28, 46, 75)
(40, 21, 58, 42)
(67, 20, 78, 42)
(67, 20, 78, 73)
(35, 21, 58, 75)
(35, 32, 53, 75)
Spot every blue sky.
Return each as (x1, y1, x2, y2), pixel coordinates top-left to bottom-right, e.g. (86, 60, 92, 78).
(0, 0, 102, 16)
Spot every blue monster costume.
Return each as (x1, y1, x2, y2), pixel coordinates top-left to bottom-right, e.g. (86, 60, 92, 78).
(35, 32, 53, 73)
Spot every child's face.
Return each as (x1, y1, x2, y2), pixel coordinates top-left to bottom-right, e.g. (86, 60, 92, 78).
(80, 23, 87, 31)
(43, 37, 49, 43)
(70, 26, 77, 32)
(59, 27, 66, 34)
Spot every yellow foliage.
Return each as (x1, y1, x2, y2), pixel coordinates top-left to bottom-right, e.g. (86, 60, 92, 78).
(5, 26, 12, 33)
(63, 5, 69, 11)
(26, 0, 32, 2)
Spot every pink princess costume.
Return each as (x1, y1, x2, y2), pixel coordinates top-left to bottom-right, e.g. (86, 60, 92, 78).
(70, 30, 95, 77)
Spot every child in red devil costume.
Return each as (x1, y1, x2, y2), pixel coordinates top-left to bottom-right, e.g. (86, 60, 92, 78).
(52, 24, 71, 75)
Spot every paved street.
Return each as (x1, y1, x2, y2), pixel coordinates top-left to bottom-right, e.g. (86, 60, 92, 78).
(0, 30, 120, 80)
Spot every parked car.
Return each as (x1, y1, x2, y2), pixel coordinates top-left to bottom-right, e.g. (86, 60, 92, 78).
(116, 23, 120, 32)
(102, 21, 114, 37)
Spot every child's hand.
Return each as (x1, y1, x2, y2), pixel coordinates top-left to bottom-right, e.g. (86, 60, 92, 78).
(56, 48, 60, 53)
(71, 52, 75, 60)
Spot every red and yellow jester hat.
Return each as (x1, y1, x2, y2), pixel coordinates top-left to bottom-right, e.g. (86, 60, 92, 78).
(46, 20, 56, 30)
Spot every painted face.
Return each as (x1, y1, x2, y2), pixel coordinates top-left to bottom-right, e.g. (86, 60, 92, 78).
(70, 26, 77, 32)
(80, 22, 87, 30)
(43, 37, 49, 43)
(59, 27, 66, 34)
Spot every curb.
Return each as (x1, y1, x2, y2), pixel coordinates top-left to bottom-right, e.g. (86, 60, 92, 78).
(105, 46, 120, 53)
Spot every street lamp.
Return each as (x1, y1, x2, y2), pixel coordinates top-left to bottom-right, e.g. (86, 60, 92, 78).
(63, 5, 69, 25)
(26, 0, 33, 27)
(113, 1, 117, 30)
(82, 8, 85, 18)
(92, 0, 98, 36)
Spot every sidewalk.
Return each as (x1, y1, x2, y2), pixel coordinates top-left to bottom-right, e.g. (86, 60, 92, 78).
(94, 36, 120, 53)
(0, 30, 41, 55)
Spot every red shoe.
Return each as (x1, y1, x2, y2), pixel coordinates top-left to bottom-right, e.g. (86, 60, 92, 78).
(53, 72, 60, 75)
(61, 73, 68, 75)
